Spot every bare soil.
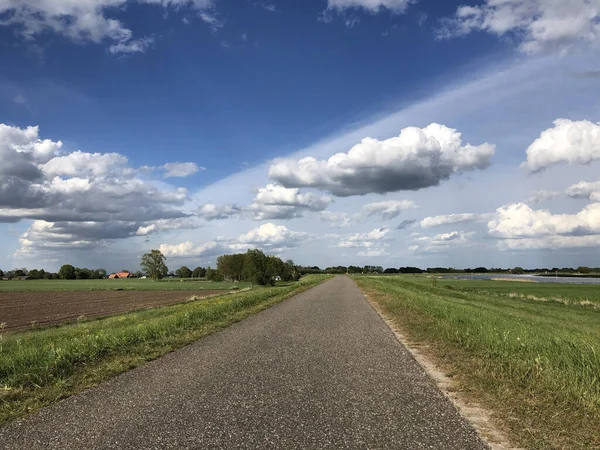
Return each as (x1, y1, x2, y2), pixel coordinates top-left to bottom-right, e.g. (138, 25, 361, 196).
(0, 290, 228, 332)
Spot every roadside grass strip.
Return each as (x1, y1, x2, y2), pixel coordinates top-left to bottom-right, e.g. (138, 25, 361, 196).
(355, 276, 600, 450)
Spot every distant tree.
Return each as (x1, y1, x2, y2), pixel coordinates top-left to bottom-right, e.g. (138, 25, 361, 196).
(577, 266, 591, 274)
(473, 267, 489, 273)
(243, 249, 274, 285)
(59, 264, 76, 280)
(176, 266, 192, 278)
(384, 268, 399, 274)
(347, 265, 362, 274)
(282, 260, 300, 281)
(75, 268, 92, 280)
(140, 250, 168, 280)
(192, 267, 206, 278)
(512, 267, 525, 275)
(14, 269, 26, 277)
(28, 269, 42, 279)
(93, 269, 108, 279)
(217, 254, 245, 281)
(134, 270, 143, 278)
(0, 269, 4, 278)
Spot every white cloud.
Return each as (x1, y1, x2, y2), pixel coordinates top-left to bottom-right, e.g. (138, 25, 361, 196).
(525, 189, 563, 204)
(0, 0, 214, 53)
(235, 222, 308, 252)
(319, 211, 355, 228)
(335, 227, 390, 248)
(159, 223, 308, 258)
(565, 181, 600, 201)
(162, 162, 203, 178)
(489, 202, 600, 239)
(357, 249, 389, 257)
(159, 240, 221, 258)
(198, 203, 242, 221)
(326, 0, 413, 14)
(1, 123, 199, 257)
(249, 184, 332, 220)
(269, 123, 495, 196)
(439, 0, 600, 54)
(363, 200, 416, 220)
(13, 94, 26, 105)
(522, 119, 600, 172)
(409, 230, 475, 253)
(109, 36, 155, 54)
(420, 212, 492, 228)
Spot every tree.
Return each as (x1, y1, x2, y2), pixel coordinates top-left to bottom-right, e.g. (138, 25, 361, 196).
(59, 264, 76, 280)
(577, 266, 591, 274)
(192, 267, 206, 278)
(93, 269, 107, 279)
(176, 266, 192, 278)
(243, 249, 274, 285)
(512, 266, 525, 275)
(140, 250, 168, 280)
(217, 254, 245, 281)
(0, 269, 4, 278)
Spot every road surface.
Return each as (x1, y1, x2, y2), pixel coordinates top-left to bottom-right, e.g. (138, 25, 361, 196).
(0, 276, 487, 449)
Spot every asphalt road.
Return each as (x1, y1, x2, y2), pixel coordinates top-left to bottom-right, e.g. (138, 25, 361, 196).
(0, 276, 488, 449)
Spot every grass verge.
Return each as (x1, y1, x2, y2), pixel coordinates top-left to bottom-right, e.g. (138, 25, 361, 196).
(0, 275, 330, 425)
(354, 275, 600, 450)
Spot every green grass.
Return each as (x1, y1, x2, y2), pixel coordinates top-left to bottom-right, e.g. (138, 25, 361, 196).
(405, 276, 600, 306)
(0, 275, 330, 424)
(354, 275, 600, 450)
(0, 278, 252, 292)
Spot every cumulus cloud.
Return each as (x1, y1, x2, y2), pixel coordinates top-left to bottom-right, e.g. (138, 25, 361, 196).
(269, 123, 495, 196)
(159, 223, 308, 258)
(233, 223, 308, 252)
(162, 162, 203, 178)
(198, 203, 242, 221)
(420, 212, 492, 228)
(363, 200, 417, 220)
(489, 202, 600, 239)
(334, 227, 390, 249)
(159, 240, 222, 258)
(1, 123, 198, 257)
(522, 119, 600, 172)
(565, 181, 600, 202)
(409, 231, 475, 253)
(0, 0, 214, 54)
(248, 184, 332, 220)
(439, 0, 600, 54)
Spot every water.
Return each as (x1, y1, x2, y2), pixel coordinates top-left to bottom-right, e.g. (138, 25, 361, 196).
(443, 274, 600, 285)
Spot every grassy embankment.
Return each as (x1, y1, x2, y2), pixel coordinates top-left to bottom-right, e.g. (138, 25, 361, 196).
(0, 275, 330, 425)
(354, 275, 600, 450)
(0, 278, 252, 292)
(406, 275, 600, 306)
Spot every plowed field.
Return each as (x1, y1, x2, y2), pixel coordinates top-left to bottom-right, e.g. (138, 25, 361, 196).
(0, 290, 229, 332)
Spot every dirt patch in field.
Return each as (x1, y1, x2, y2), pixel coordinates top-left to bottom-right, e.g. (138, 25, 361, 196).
(0, 290, 230, 332)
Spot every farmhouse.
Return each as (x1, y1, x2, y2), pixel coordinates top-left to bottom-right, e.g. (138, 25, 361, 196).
(108, 272, 135, 279)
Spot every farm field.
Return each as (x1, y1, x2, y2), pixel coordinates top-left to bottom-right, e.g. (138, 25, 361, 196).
(0, 278, 251, 292)
(354, 275, 600, 449)
(0, 289, 233, 332)
(403, 275, 600, 305)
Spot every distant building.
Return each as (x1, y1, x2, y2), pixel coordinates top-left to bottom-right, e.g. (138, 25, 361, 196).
(108, 272, 135, 279)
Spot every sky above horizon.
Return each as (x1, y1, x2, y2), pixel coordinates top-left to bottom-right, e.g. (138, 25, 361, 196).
(2, 0, 600, 272)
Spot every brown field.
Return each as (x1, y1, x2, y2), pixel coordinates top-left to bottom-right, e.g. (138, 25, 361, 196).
(0, 290, 230, 332)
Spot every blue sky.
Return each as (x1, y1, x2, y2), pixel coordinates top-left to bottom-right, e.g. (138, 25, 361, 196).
(2, 0, 600, 272)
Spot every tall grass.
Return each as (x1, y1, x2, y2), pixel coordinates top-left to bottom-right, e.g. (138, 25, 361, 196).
(0, 275, 329, 424)
(355, 276, 600, 450)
